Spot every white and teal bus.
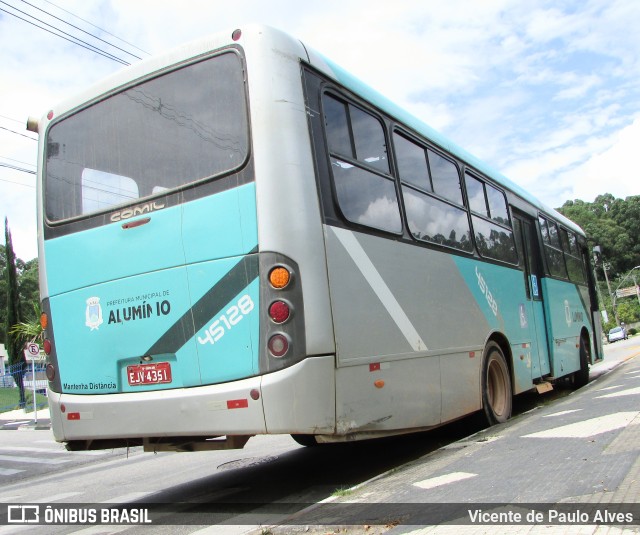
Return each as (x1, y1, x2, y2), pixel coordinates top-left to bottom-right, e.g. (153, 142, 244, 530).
(34, 25, 602, 452)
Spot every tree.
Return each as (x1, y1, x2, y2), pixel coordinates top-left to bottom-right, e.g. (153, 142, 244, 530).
(4, 218, 26, 407)
(558, 194, 640, 278)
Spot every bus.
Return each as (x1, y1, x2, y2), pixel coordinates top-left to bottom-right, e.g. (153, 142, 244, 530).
(33, 25, 603, 452)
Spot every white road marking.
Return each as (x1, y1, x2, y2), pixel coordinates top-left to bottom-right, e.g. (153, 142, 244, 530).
(595, 385, 623, 392)
(331, 226, 427, 351)
(0, 455, 71, 465)
(542, 409, 582, 418)
(102, 492, 153, 503)
(0, 468, 23, 476)
(67, 527, 129, 535)
(32, 492, 83, 502)
(596, 386, 640, 399)
(0, 446, 106, 456)
(523, 412, 638, 438)
(0, 495, 23, 502)
(413, 471, 477, 490)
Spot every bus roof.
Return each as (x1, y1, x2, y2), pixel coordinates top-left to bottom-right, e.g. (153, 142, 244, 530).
(40, 24, 584, 237)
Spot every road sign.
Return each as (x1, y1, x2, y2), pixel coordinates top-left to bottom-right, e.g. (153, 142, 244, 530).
(616, 286, 640, 299)
(23, 343, 45, 361)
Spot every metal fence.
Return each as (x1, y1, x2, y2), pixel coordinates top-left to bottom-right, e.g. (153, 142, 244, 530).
(0, 361, 48, 413)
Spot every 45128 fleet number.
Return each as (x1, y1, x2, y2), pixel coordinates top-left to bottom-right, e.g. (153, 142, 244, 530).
(197, 294, 255, 346)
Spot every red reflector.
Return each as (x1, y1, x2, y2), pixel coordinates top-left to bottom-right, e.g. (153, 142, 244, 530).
(45, 363, 55, 381)
(43, 339, 52, 355)
(227, 399, 248, 409)
(268, 334, 289, 357)
(268, 301, 290, 323)
(67, 412, 80, 420)
(469, 351, 475, 358)
(369, 363, 381, 372)
(231, 29, 242, 41)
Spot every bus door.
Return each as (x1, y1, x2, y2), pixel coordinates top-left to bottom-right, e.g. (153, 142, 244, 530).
(513, 214, 551, 378)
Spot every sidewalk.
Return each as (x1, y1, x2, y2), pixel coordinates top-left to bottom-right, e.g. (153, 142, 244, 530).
(0, 405, 50, 428)
(265, 352, 640, 534)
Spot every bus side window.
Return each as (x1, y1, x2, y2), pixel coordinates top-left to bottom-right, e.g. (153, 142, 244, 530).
(427, 149, 464, 206)
(394, 131, 472, 252)
(561, 228, 586, 283)
(323, 93, 401, 234)
(323, 95, 352, 158)
(539, 216, 568, 279)
(349, 106, 389, 173)
(464, 172, 517, 264)
(394, 132, 429, 191)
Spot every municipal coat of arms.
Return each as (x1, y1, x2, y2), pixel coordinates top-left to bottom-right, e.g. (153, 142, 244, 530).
(85, 297, 103, 330)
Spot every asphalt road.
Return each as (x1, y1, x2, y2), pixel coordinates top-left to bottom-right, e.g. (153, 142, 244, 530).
(0, 337, 637, 534)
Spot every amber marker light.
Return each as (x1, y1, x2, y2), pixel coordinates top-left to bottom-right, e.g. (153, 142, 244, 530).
(40, 313, 48, 330)
(269, 266, 291, 289)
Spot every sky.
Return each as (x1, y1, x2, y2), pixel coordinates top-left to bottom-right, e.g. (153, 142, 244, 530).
(1, 0, 639, 261)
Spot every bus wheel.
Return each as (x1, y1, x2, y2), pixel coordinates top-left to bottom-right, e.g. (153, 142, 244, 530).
(291, 434, 319, 447)
(482, 342, 512, 425)
(572, 335, 590, 389)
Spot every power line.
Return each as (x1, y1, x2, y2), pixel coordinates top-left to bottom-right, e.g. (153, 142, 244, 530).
(0, 3, 130, 66)
(0, 155, 36, 168)
(18, 0, 143, 60)
(0, 162, 36, 174)
(0, 176, 35, 188)
(0, 126, 37, 141)
(0, 114, 25, 125)
(42, 0, 149, 56)
(1, 2, 130, 65)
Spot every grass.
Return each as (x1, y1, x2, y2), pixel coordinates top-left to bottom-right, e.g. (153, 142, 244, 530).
(0, 388, 48, 413)
(331, 486, 354, 498)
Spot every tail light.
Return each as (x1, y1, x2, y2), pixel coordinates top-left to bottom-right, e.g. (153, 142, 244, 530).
(268, 334, 290, 358)
(268, 300, 290, 323)
(46, 363, 56, 381)
(260, 255, 306, 373)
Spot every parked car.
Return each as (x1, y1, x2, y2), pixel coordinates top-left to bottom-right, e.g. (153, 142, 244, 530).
(608, 326, 628, 343)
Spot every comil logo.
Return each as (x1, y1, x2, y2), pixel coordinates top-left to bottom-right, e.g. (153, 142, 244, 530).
(110, 200, 165, 222)
(85, 297, 103, 331)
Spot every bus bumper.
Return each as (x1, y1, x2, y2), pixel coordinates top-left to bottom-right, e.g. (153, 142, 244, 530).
(49, 355, 336, 444)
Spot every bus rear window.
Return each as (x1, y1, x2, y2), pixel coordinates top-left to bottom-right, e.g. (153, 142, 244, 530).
(45, 51, 249, 222)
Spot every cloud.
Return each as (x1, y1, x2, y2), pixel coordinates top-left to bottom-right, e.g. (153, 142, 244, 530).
(1, 0, 639, 261)
(561, 116, 640, 203)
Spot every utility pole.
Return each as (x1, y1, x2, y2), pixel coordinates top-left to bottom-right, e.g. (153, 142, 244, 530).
(593, 246, 619, 326)
(592, 247, 607, 324)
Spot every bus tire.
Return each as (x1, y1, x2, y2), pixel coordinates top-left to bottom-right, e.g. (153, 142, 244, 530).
(572, 335, 590, 389)
(291, 434, 319, 447)
(481, 342, 512, 425)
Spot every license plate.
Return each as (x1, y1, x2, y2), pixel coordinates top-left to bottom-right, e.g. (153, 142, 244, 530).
(127, 362, 172, 386)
